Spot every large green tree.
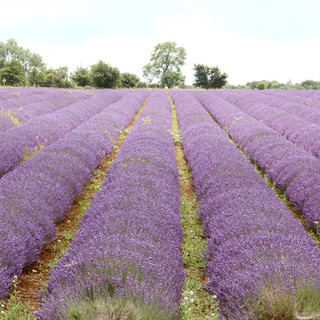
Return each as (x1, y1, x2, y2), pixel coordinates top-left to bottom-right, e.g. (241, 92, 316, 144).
(0, 39, 46, 85)
(143, 41, 187, 88)
(90, 61, 121, 88)
(0, 59, 27, 86)
(120, 72, 141, 88)
(41, 66, 69, 88)
(193, 64, 228, 89)
(71, 67, 91, 87)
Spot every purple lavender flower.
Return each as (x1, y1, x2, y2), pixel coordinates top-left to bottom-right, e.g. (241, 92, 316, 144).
(0, 91, 149, 301)
(37, 91, 184, 320)
(171, 90, 320, 320)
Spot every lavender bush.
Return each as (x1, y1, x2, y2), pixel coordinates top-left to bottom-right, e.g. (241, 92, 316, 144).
(171, 90, 320, 320)
(37, 91, 184, 320)
(0, 91, 149, 301)
(0, 115, 14, 132)
(233, 90, 320, 125)
(0, 90, 126, 177)
(0, 88, 70, 110)
(213, 91, 320, 158)
(194, 90, 320, 231)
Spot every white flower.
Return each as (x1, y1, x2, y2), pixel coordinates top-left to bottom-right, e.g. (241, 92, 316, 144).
(190, 290, 194, 295)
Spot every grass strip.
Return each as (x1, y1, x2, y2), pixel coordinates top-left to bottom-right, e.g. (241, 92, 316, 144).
(0, 109, 22, 126)
(170, 96, 219, 320)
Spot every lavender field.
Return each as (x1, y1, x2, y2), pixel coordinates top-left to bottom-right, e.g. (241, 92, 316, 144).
(1, 88, 320, 320)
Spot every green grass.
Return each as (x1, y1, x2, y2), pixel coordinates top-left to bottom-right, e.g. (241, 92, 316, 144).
(170, 96, 219, 320)
(0, 277, 35, 320)
(65, 296, 178, 320)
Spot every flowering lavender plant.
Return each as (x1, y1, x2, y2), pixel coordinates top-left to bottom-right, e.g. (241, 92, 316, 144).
(0, 90, 126, 177)
(37, 91, 184, 320)
(171, 90, 320, 320)
(194, 90, 320, 231)
(0, 91, 149, 301)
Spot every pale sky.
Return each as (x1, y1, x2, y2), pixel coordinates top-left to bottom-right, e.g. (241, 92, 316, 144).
(1, 0, 320, 85)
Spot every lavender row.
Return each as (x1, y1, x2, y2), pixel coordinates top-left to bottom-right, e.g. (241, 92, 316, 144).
(0, 88, 72, 110)
(259, 90, 320, 106)
(194, 90, 320, 231)
(38, 91, 184, 320)
(0, 90, 96, 135)
(171, 90, 320, 320)
(0, 115, 14, 133)
(11, 90, 96, 123)
(221, 90, 320, 125)
(212, 91, 320, 158)
(0, 91, 149, 301)
(0, 90, 126, 176)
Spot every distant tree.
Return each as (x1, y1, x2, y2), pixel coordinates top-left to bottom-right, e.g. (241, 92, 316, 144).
(28, 67, 45, 86)
(257, 82, 266, 90)
(120, 72, 140, 88)
(143, 41, 187, 88)
(301, 80, 320, 89)
(193, 64, 228, 89)
(0, 59, 27, 86)
(71, 67, 91, 87)
(0, 39, 46, 85)
(90, 61, 121, 88)
(41, 66, 69, 88)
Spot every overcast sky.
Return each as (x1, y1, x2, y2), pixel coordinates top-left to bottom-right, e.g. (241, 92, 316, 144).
(1, 0, 320, 85)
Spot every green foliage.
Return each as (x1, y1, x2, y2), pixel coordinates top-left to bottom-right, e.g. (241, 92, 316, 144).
(228, 79, 320, 90)
(0, 276, 35, 320)
(41, 66, 70, 88)
(256, 82, 266, 90)
(0, 59, 27, 86)
(120, 72, 141, 88)
(0, 39, 46, 86)
(28, 67, 45, 86)
(90, 61, 121, 88)
(66, 296, 177, 320)
(71, 67, 91, 87)
(252, 284, 320, 320)
(193, 64, 228, 89)
(143, 41, 187, 88)
(301, 79, 320, 89)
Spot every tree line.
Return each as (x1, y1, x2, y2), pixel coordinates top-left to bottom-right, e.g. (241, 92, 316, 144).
(1, 39, 318, 90)
(0, 39, 229, 89)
